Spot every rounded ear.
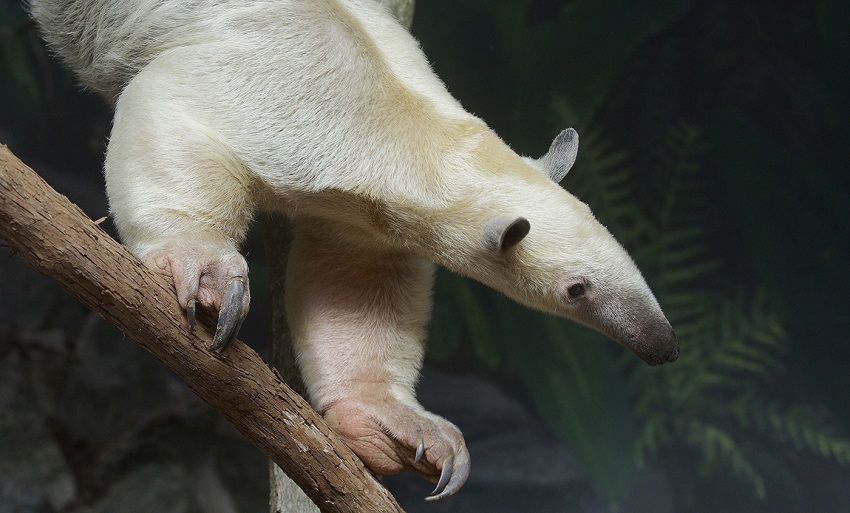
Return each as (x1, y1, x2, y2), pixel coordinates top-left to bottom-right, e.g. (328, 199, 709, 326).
(536, 128, 579, 183)
(483, 217, 530, 252)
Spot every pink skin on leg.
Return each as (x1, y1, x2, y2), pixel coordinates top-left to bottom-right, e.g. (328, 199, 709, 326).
(286, 221, 470, 500)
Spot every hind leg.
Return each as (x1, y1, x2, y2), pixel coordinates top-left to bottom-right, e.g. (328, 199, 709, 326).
(106, 67, 253, 349)
(286, 219, 470, 500)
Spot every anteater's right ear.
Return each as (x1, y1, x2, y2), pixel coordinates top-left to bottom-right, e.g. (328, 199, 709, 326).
(483, 217, 530, 253)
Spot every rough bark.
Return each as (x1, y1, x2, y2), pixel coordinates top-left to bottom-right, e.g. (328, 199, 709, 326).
(0, 144, 406, 513)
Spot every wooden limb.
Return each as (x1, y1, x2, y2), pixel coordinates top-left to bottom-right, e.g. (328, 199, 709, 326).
(0, 145, 406, 513)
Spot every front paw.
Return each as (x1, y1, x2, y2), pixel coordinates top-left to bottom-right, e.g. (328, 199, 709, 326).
(323, 398, 470, 501)
(143, 240, 249, 351)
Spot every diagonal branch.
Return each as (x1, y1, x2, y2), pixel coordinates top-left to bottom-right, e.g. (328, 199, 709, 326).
(0, 143, 407, 513)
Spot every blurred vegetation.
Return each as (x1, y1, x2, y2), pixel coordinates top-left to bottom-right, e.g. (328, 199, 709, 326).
(413, 0, 850, 510)
(2, 0, 850, 511)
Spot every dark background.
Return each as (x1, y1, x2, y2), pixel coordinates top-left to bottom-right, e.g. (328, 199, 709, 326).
(1, 0, 849, 511)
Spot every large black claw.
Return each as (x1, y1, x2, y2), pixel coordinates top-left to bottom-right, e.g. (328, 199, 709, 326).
(425, 455, 470, 502)
(209, 278, 247, 352)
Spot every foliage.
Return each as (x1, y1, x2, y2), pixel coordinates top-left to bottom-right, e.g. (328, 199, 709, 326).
(633, 289, 781, 499)
(630, 130, 850, 502)
(711, 106, 850, 429)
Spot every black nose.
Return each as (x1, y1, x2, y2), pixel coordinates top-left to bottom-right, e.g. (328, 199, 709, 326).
(666, 346, 680, 362)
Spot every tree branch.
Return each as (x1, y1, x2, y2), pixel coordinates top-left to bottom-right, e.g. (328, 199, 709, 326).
(0, 144, 406, 513)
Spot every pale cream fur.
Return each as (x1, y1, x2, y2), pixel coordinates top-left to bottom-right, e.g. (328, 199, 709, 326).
(31, 0, 677, 498)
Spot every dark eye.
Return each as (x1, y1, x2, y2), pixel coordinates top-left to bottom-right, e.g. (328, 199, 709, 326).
(567, 283, 585, 299)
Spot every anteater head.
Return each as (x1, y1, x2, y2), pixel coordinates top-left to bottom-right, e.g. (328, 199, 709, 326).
(471, 128, 679, 365)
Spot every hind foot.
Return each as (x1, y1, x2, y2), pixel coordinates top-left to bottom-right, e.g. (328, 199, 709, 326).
(323, 397, 470, 501)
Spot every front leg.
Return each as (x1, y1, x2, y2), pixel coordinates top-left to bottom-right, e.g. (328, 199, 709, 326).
(105, 68, 254, 350)
(286, 219, 470, 500)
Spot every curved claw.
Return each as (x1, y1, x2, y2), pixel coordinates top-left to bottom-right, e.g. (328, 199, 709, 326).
(209, 278, 247, 352)
(186, 299, 196, 333)
(414, 441, 425, 465)
(425, 455, 470, 502)
(429, 455, 453, 498)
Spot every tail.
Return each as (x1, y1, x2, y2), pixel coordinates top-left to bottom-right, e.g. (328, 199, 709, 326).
(28, 0, 217, 102)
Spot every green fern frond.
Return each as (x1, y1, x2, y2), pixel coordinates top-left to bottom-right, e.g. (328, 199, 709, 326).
(703, 292, 785, 375)
(623, 122, 844, 501)
(635, 412, 673, 465)
(732, 400, 850, 466)
(681, 418, 767, 500)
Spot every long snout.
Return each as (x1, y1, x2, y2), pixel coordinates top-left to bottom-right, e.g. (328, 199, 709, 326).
(631, 326, 679, 366)
(585, 296, 680, 366)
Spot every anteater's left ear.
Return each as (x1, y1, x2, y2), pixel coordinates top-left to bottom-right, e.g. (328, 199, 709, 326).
(533, 128, 579, 183)
(483, 217, 530, 253)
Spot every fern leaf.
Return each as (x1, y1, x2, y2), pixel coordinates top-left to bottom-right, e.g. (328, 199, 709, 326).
(684, 419, 767, 500)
